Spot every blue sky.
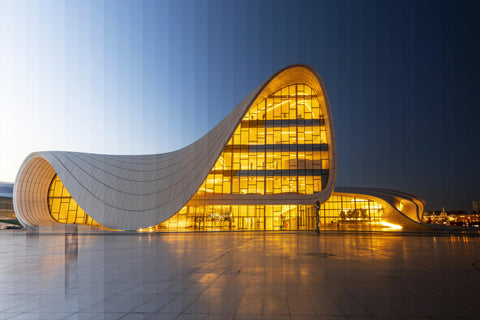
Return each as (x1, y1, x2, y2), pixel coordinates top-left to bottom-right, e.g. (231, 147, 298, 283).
(0, 0, 479, 210)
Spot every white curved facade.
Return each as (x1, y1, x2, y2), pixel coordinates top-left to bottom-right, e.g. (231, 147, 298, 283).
(13, 64, 428, 231)
(14, 64, 340, 231)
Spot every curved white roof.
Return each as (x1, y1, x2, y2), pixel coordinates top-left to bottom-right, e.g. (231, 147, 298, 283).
(13, 64, 337, 230)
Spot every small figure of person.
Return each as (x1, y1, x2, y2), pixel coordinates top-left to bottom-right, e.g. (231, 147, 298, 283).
(314, 200, 321, 233)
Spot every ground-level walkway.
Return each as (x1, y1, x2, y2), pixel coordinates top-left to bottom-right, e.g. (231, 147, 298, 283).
(0, 230, 479, 319)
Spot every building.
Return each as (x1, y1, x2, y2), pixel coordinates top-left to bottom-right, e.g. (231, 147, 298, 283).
(13, 64, 426, 231)
(473, 201, 479, 214)
(0, 182, 15, 219)
(423, 208, 480, 227)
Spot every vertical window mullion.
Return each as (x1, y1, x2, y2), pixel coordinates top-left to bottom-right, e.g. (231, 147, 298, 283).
(296, 84, 299, 194)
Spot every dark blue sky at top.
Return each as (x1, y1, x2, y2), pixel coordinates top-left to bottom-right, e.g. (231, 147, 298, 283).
(5, 0, 477, 210)
(140, 0, 479, 210)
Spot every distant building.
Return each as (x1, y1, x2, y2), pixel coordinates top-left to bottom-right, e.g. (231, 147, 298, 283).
(13, 65, 426, 232)
(473, 201, 480, 214)
(0, 182, 14, 219)
(423, 209, 480, 227)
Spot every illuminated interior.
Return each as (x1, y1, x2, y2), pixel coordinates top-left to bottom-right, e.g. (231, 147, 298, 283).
(44, 82, 401, 232)
(47, 175, 100, 226)
(149, 195, 386, 231)
(46, 83, 334, 230)
(195, 84, 329, 195)
(321, 196, 384, 224)
(47, 173, 391, 231)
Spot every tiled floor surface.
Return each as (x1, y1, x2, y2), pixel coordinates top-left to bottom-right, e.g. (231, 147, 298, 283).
(0, 230, 479, 319)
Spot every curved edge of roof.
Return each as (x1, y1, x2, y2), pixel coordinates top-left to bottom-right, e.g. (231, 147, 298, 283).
(334, 187, 427, 229)
(13, 64, 337, 230)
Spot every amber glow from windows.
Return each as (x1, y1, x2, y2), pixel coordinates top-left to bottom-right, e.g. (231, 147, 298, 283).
(149, 195, 386, 232)
(47, 177, 389, 232)
(196, 84, 330, 196)
(41, 78, 404, 232)
(321, 196, 384, 224)
(47, 174, 100, 226)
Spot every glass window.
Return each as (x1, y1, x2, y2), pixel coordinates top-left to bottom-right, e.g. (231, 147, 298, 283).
(47, 174, 101, 227)
(156, 84, 333, 231)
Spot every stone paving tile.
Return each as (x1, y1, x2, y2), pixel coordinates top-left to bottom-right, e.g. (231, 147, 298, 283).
(119, 314, 153, 320)
(131, 294, 173, 313)
(146, 313, 181, 320)
(176, 314, 207, 320)
(82, 294, 154, 313)
(263, 295, 290, 315)
(65, 313, 132, 320)
(232, 315, 262, 320)
(261, 315, 292, 320)
(209, 296, 240, 314)
(237, 295, 264, 314)
(204, 314, 235, 320)
(289, 316, 319, 320)
(182, 295, 215, 314)
(354, 297, 397, 316)
(128, 282, 171, 294)
(0, 231, 480, 320)
(287, 295, 317, 315)
(332, 297, 371, 316)
(310, 296, 343, 316)
(6, 313, 75, 320)
(155, 294, 197, 314)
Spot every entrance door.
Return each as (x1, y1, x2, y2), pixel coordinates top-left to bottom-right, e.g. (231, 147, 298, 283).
(298, 207, 306, 230)
(195, 216, 205, 230)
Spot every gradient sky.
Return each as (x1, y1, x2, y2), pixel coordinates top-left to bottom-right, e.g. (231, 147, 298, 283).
(0, 0, 479, 210)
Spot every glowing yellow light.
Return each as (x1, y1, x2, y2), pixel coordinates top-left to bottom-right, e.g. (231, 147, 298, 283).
(266, 100, 290, 113)
(213, 156, 226, 169)
(380, 221, 403, 230)
(396, 201, 404, 211)
(297, 100, 313, 114)
(250, 100, 291, 118)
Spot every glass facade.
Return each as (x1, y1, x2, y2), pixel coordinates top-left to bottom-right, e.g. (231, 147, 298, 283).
(149, 195, 386, 232)
(46, 83, 394, 231)
(156, 205, 314, 231)
(320, 195, 384, 225)
(47, 83, 335, 231)
(47, 175, 100, 226)
(47, 176, 389, 231)
(195, 84, 329, 196)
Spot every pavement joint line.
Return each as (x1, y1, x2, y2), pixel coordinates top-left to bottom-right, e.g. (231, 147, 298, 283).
(472, 259, 480, 271)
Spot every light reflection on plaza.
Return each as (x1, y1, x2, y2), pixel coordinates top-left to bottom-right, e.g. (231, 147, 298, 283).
(1, 230, 478, 318)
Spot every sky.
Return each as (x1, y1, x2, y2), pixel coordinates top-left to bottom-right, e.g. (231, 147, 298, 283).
(0, 0, 479, 210)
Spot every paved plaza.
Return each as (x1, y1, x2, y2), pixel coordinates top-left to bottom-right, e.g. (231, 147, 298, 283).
(0, 230, 479, 320)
